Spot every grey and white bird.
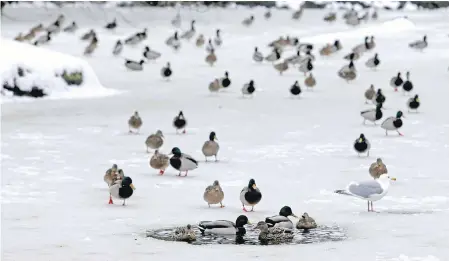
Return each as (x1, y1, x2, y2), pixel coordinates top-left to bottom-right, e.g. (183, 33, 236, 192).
(166, 32, 181, 50)
(169, 147, 198, 177)
(298, 58, 313, 75)
(274, 60, 288, 75)
(253, 47, 264, 62)
(198, 215, 250, 235)
(242, 15, 255, 26)
(381, 111, 405, 136)
(265, 48, 281, 62)
(409, 35, 427, 50)
(202, 131, 219, 161)
(265, 206, 298, 229)
(63, 21, 77, 33)
(180, 20, 196, 40)
(33, 32, 52, 46)
(125, 59, 145, 71)
(143, 46, 161, 60)
(203, 180, 224, 208)
(145, 130, 164, 152)
(242, 80, 256, 97)
(109, 176, 135, 206)
(364, 84, 376, 103)
(206, 39, 215, 53)
(171, 13, 181, 28)
(112, 40, 123, 56)
(361, 103, 383, 125)
(365, 53, 380, 69)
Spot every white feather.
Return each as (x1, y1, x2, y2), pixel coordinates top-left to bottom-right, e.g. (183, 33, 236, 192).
(381, 117, 397, 130)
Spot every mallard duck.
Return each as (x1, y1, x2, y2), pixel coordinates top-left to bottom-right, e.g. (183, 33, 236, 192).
(161, 62, 172, 80)
(14, 33, 24, 42)
(209, 79, 221, 93)
(128, 111, 142, 133)
(324, 12, 336, 22)
(196, 34, 205, 47)
(240, 178, 262, 212)
(23, 30, 36, 41)
(304, 73, 316, 90)
(409, 35, 427, 50)
(390, 72, 403, 92)
(81, 29, 95, 41)
(202, 131, 219, 161)
(143, 46, 161, 60)
(242, 80, 255, 97)
(255, 221, 294, 244)
(354, 133, 370, 156)
(112, 40, 123, 56)
(361, 103, 383, 125)
(124, 31, 143, 45)
(407, 94, 420, 112)
(298, 58, 313, 75)
(285, 50, 301, 65)
(145, 130, 164, 152)
(33, 32, 52, 46)
(105, 18, 117, 30)
(220, 71, 231, 88)
(173, 111, 187, 134)
(125, 59, 145, 71)
(46, 20, 61, 34)
(84, 35, 98, 56)
(166, 32, 181, 50)
(171, 13, 181, 28)
(214, 29, 222, 46)
(203, 180, 224, 207)
(344, 52, 360, 61)
(63, 21, 77, 33)
(402, 71, 413, 93)
(352, 36, 370, 53)
(265, 206, 298, 229)
(338, 61, 357, 81)
(253, 47, 264, 62)
(104, 164, 119, 187)
(205, 49, 217, 66)
(290, 81, 301, 96)
(169, 147, 198, 176)
(205, 39, 214, 53)
(296, 212, 317, 230)
(381, 111, 405, 136)
(172, 224, 196, 242)
(109, 176, 135, 205)
(320, 40, 342, 56)
(242, 15, 254, 26)
(180, 20, 196, 40)
(368, 36, 376, 50)
(265, 48, 281, 62)
(199, 215, 250, 235)
(264, 9, 272, 19)
(150, 149, 170, 175)
(369, 158, 388, 179)
(273, 60, 288, 75)
(365, 53, 380, 69)
(374, 88, 386, 105)
(292, 7, 303, 20)
(364, 84, 375, 103)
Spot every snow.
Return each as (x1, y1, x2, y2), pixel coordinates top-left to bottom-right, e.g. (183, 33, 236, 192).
(1, 5, 449, 261)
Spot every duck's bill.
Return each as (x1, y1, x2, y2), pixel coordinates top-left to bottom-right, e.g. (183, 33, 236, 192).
(252, 184, 257, 189)
(247, 221, 252, 225)
(130, 183, 136, 190)
(390, 177, 397, 181)
(215, 137, 218, 141)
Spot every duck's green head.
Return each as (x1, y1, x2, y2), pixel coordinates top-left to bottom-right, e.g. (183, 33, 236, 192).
(209, 131, 217, 141)
(280, 206, 298, 218)
(171, 147, 181, 156)
(121, 176, 135, 190)
(396, 111, 403, 118)
(248, 179, 257, 190)
(235, 215, 250, 227)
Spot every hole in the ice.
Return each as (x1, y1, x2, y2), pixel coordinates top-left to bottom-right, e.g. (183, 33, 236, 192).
(146, 224, 347, 245)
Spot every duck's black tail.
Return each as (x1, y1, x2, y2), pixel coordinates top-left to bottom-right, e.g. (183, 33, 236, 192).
(334, 189, 351, 196)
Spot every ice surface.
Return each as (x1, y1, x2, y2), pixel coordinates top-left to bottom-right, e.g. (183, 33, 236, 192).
(1, 5, 449, 261)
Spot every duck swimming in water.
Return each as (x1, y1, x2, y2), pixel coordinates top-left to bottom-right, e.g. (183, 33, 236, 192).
(198, 215, 250, 235)
(265, 206, 298, 229)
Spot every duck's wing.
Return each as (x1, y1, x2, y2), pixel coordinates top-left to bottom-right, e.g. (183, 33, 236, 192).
(199, 220, 234, 229)
(265, 215, 290, 227)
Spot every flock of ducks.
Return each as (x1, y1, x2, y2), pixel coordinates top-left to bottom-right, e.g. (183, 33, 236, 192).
(11, 6, 438, 244)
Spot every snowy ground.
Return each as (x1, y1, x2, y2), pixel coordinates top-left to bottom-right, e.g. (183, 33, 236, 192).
(1, 5, 449, 261)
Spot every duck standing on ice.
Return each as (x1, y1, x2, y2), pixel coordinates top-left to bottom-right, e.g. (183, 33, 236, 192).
(407, 94, 420, 112)
(173, 111, 187, 134)
(169, 147, 198, 177)
(390, 72, 403, 92)
(354, 133, 370, 157)
(361, 103, 383, 125)
(149, 150, 170, 175)
(109, 176, 135, 205)
(381, 111, 405, 136)
(240, 178, 262, 212)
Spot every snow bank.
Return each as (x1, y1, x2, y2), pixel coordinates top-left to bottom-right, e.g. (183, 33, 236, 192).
(0, 38, 116, 103)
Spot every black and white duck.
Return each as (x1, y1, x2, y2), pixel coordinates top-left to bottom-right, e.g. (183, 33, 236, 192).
(240, 178, 262, 212)
(137, 28, 148, 41)
(265, 206, 298, 229)
(354, 133, 371, 156)
(124, 30, 144, 45)
(409, 35, 427, 51)
(290, 80, 301, 96)
(105, 18, 117, 30)
(299, 58, 313, 75)
(338, 61, 357, 81)
(169, 147, 198, 177)
(125, 59, 145, 71)
(361, 103, 383, 125)
(202, 131, 219, 162)
(242, 15, 255, 26)
(180, 20, 196, 40)
(63, 21, 77, 33)
(46, 20, 61, 34)
(242, 80, 255, 97)
(80, 29, 95, 41)
(365, 53, 380, 69)
(173, 111, 187, 134)
(352, 36, 370, 53)
(407, 94, 420, 112)
(343, 52, 360, 61)
(214, 29, 222, 47)
(402, 71, 413, 93)
(33, 32, 51, 46)
(364, 84, 376, 103)
(381, 111, 405, 136)
(199, 215, 250, 235)
(255, 221, 294, 244)
(390, 72, 403, 92)
(109, 176, 135, 205)
(143, 46, 161, 60)
(112, 40, 123, 56)
(264, 48, 281, 62)
(206, 39, 214, 53)
(161, 62, 172, 80)
(253, 47, 264, 62)
(220, 71, 231, 88)
(374, 88, 386, 105)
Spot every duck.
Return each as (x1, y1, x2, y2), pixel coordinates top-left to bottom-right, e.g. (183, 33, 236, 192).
(205, 39, 214, 53)
(196, 34, 205, 47)
(240, 178, 262, 212)
(265, 48, 281, 62)
(354, 133, 370, 156)
(255, 221, 294, 244)
(109, 176, 135, 205)
(124, 31, 142, 45)
(298, 58, 313, 75)
(83, 35, 98, 56)
(324, 12, 337, 22)
(14, 33, 24, 42)
(205, 49, 217, 66)
(298, 50, 315, 63)
(80, 29, 95, 41)
(171, 13, 181, 28)
(361, 103, 383, 125)
(143, 46, 161, 60)
(214, 29, 222, 46)
(296, 212, 317, 230)
(285, 50, 301, 65)
(136, 28, 148, 41)
(149, 149, 170, 175)
(125, 59, 145, 71)
(111, 40, 123, 56)
(407, 94, 420, 112)
(209, 79, 221, 93)
(63, 21, 77, 33)
(320, 40, 341, 56)
(173, 111, 187, 134)
(364, 84, 376, 103)
(344, 52, 360, 61)
(402, 71, 413, 93)
(242, 15, 254, 26)
(220, 71, 231, 88)
(161, 62, 172, 80)
(198, 215, 250, 235)
(368, 36, 376, 50)
(180, 20, 196, 40)
(365, 53, 380, 69)
(304, 73, 316, 90)
(352, 36, 370, 53)
(338, 61, 357, 81)
(104, 164, 119, 187)
(202, 131, 219, 161)
(253, 47, 264, 62)
(290, 81, 301, 96)
(105, 18, 117, 30)
(203, 180, 224, 208)
(292, 7, 304, 20)
(46, 20, 61, 34)
(169, 147, 198, 176)
(409, 35, 427, 50)
(265, 206, 298, 229)
(242, 80, 255, 97)
(145, 130, 164, 152)
(172, 224, 196, 242)
(369, 158, 388, 179)
(33, 32, 51, 46)
(372, 10, 378, 20)
(166, 32, 181, 50)
(264, 9, 272, 19)
(390, 72, 403, 92)
(127, 111, 142, 133)
(23, 30, 36, 41)
(274, 60, 289, 75)
(374, 88, 386, 105)
(381, 111, 405, 136)
(30, 23, 44, 33)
